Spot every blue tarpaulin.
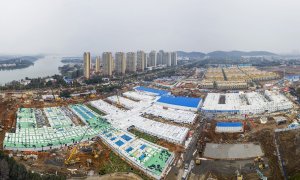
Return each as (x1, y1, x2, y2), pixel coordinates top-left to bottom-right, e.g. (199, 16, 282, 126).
(216, 122, 243, 127)
(157, 96, 202, 108)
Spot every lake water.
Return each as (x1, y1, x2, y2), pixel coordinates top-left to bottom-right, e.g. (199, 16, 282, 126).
(0, 56, 63, 85)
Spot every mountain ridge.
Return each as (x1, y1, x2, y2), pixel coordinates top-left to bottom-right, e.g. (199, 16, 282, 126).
(177, 50, 277, 58)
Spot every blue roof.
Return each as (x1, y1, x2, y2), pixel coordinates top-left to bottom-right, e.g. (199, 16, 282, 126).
(140, 144, 147, 150)
(125, 147, 133, 153)
(237, 64, 252, 67)
(285, 75, 300, 81)
(63, 76, 73, 84)
(202, 109, 240, 113)
(157, 96, 202, 108)
(217, 122, 243, 127)
(121, 134, 132, 141)
(135, 86, 169, 96)
(115, 140, 124, 147)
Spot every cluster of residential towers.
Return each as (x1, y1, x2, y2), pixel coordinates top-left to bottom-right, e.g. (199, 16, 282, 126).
(83, 50, 178, 79)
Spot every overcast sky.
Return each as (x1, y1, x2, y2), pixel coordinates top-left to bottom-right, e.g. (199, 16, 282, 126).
(1, 0, 300, 55)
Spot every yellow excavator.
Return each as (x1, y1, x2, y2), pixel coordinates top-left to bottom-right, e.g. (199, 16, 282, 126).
(64, 127, 90, 165)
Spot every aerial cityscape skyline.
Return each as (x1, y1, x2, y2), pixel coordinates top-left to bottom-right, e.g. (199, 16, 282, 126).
(82, 50, 178, 79)
(1, 0, 300, 180)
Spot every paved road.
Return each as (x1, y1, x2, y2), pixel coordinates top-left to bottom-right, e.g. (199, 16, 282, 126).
(166, 115, 206, 180)
(183, 119, 204, 163)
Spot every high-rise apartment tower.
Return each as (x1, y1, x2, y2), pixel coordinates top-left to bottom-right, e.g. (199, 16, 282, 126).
(102, 52, 113, 76)
(83, 52, 91, 79)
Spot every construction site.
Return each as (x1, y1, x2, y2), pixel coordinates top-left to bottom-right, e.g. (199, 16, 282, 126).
(0, 85, 204, 180)
(199, 65, 280, 90)
(189, 104, 300, 180)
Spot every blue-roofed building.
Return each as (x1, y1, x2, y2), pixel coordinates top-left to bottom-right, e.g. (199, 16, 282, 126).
(134, 86, 169, 96)
(215, 122, 244, 133)
(156, 96, 202, 111)
(63, 76, 73, 84)
(285, 75, 300, 82)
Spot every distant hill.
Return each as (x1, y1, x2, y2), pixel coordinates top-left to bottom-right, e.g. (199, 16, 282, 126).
(177, 51, 206, 59)
(177, 50, 276, 59)
(0, 55, 41, 62)
(207, 51, 276, 58)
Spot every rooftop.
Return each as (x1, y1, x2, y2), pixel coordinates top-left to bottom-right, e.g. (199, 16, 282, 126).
(5, 104, 175, 179)
(204, 143, 264, 159)
(135, 86, 169, 96)
(216, 122, 243, 127)
(157, 96, 202, 108)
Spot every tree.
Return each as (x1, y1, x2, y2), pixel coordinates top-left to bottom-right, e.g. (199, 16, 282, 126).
(60, 90, 71, 98)
(0, 159, 9, 180)
(296, 87, 300, 96)
(46, 81, 53, 87)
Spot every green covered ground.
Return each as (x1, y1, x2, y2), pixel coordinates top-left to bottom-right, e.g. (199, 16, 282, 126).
(129, 129, 159, 144)
(99, 151, 150, 180)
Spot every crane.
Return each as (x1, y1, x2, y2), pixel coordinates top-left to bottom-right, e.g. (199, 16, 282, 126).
(64, 127, 90, 165)
(116, 92, 121, 107)
(114, 76, 124, 108)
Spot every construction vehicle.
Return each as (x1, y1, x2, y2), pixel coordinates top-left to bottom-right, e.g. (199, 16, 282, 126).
(254, 156, 263, 163)
(92, 149, 100, 158)
(254, 156, 267, 179)
(235, 170, 243, 180)
(258, 163, 265, 170)
(64, 127, 90, 165)
(195, 155, 201, 165)
(254, 156, 266, 170)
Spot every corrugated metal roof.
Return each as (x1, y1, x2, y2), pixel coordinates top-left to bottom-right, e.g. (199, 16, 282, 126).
(135, 86, 169, 96)
(216, 122, 243, 127)
(157, 96, 202, 108)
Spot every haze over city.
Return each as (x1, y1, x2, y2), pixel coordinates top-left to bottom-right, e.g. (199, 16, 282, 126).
(1, 0, 300, 55)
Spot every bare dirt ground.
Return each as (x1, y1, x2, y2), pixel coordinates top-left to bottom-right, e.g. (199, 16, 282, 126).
(197, 120, 285, 180)
(84, 172, 142, 180)
(277, 129, 300, 178)
(8, 140, 114, 178)
(248, 129, 283, 180)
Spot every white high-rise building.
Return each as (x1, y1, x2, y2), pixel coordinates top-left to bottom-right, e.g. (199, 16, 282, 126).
(157, 50, 164, 66)
(83, 52, 91, 79)
(144, 53, 148, 68)
(126, 52, 137, 72)
(137, 50, 145, 72)
(148, 51, 157, 67)
(102, 52, 113, 76)
(163, 52, 171, 67)
(171, 52, 177, 66)
(115, 52, 126, 75)
(95, 56, 101, 73)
